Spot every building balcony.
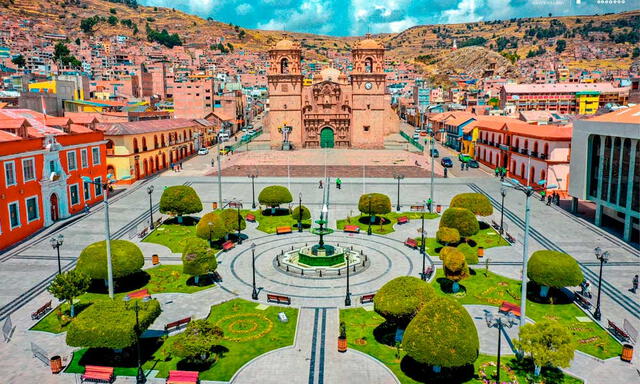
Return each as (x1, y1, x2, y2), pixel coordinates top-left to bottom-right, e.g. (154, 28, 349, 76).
(540, 153, 547, 160)
(530, 151, 538, 158)
(520, 149, 528, 155)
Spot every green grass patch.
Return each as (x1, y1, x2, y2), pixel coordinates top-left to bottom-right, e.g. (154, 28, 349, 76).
(418, 227, 510, 256)
(336, 212, 439, 235)
(246, 209, 310, 234)
(143, 224, 199, 253)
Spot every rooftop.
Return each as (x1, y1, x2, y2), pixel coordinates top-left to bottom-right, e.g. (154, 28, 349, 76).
(503, 82, 629, 94)
(587, 104, 640, 124)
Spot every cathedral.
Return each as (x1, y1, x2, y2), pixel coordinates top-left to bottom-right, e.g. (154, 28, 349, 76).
(265, 36, 400, 149)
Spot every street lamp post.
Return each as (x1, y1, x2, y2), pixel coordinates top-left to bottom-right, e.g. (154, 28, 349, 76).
(367, 194, 373, 236)
(146, 185, 154, 230)
(236, 202, 243, 244)
(49, 234, 64, 275)
(251, 243, 258, 300)
(430, 136, 435, 204)
(420, 212, 426, 281)
(593, 247, 609, 321)
(345, 253, 351, 306)
(393, 173, 404, 212)
(485, 311, 515, 384)
(298, 192, 303, 232)
(248, 173, 258, 209)
(499, 187, 507, 234)
(123, 295, 150, 384)
(216, 129, 226, 210)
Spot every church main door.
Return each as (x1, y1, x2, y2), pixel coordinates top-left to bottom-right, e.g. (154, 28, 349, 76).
(320, 127, 334, 148)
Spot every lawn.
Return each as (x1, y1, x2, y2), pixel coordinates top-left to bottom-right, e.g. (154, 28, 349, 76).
(246, 209, 311, 234)
(66, 299, 298, 381)
(418, 226, 510, 257)
(143, 223, 200, 253)
(432, 269, 622, 360)
(336, 212, 439, 235)
(340, 307, 582, 384)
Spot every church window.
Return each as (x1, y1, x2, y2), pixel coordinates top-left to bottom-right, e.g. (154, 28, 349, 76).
(364, 58, 373, 73)
(367, 104, 370, 109)
(364, 126, 370, 132)
(280, 58, 289, 74)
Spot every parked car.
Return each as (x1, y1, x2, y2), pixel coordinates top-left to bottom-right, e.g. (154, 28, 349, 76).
(458, 153, 471, 162)
(468, 159, 479, 168)
(429, 148, 440, 158)
(441, 157, 453, 167)
(241, 134, 252, 142)
(219, 145, 233, 155)
(412, 133, 420, 140)
(197, 148, 209, 155)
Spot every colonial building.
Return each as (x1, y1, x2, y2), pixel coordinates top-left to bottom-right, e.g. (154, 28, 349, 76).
(265, 36, 399, 149)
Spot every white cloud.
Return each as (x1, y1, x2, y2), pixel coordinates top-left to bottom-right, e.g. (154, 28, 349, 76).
(235, 3, 253, 15)
(441, 0, 481, 24)
(258, 0, 335, 35)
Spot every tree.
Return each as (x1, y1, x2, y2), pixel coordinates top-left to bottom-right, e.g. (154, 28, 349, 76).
(373, 276, 435, 327)
(449, 193, 493, 216)
(258, 185, 292, 213)
(80, 15, 100, 33)
(555, 39, 566, 53)
(291, 205, 311, 221)
(48, 270, 90, 317)
(107, 15, 118, 26)
(403, 297, 479, 371)
(527, 250, 583, 297)
(172, 319, 224, 363)
(195, 211, 228, 243)
(514, 320, 576, 376)
(76, 240, 144, 281)
(159, 185, 203, 222)
(442, 247, 469, 292)
(219, 208, 246, 233)
(182, 238, 217, 284)
(439, 208, 480, 236)
(358, 193, 391, 219)
(75, 37, 81, 45)
(11, 54, 25, 68)
(54, 42, 71, 63)
(109, 8, 116, 14)
(632, 47, 639, 58)
(436, 227, 460, 245)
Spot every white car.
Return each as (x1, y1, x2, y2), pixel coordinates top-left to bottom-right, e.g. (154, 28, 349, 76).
(412, 133, 420, 140)
(197, 148, 209, 155)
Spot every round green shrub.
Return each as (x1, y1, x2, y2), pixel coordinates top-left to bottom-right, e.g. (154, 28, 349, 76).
(258, 185, 293, 208)
(439, 208, 480, 237)
(159, 185, 203, 218)
(456, 243, 478, 265)
(436, 227, 460, 245)
(450, 193, 493, 216)
(403, 297, 479, 368)
(196, 211, 228, 242)
(76, 240, 144, 280)
(443, 247, 469, 282)
(291, 205, 311, 221)
(358, 193, 391, 216)
(373, 276, 435, 327)
(182, 238, 218, 277)
(220, 208, 246, 232)
(527, 250, 583, 289)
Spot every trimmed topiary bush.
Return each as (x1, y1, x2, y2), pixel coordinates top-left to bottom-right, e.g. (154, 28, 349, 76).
(528, 250, 584, 297)
(159, 185, 203, 222)
(182, 238, 218, 284)
(66, 299, 161, 349)
(439, 208, 480, 237)
(373, 276, 435, 327)
(358, 193, 391, 218)
(436, 227, 460, 245)
(220, 208, 246, 232)
(450, 193, 493, 216)
(443, 247, 469, 292)
(76, 240, 144, 280)
(258, 185, 293, 210)
(403, 297, 479, 370)
(291, 205, 311, 221)
(196, 211, 228, 243)
(456, 243, 478, 265)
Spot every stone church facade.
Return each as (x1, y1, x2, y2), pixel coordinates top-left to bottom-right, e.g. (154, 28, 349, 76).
(265, 37, 400, 149)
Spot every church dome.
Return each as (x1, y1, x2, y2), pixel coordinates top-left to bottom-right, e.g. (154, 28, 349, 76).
(320, 67, 341, 82)
(355, 37, 384, 50)
(274, 39, 299, 50)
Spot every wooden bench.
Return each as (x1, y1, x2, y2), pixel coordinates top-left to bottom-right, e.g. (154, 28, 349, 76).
(165, 317, 191, 333)
(127, 289, 150, 300)
(360, 294, 375, 304)
(31, 300, 52, 320)
(404, 238, 418, 249)
(505, 232, 516, 244)
(608, 320, 630, 341)
(574, 292, 591, 310)
(423, 266, 433, 279)
(276, 226, 292, 235)
(167, 370, 199, 384)
(396, 216, 409, 224)
(222, 240, 235, 251)
(245, 213, 256, 222)
(499, 301, 521, 317)
(344, 225, 360, 233)
(137, 227, 148, 238)
(491, 220, 500, 230)
(82, 365, 114, 383)
(410, 205, 425, 212)
(267, 294, 291, 305)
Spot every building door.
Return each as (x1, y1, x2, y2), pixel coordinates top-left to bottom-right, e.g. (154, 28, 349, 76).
(320, 127, 334, 148)
(50, 193, 59, 222)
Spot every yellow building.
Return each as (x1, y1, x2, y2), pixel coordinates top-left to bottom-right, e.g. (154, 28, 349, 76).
(28, 79, 86, 100)
(461, 126, 479, 157)
(577, 91, 600, 115)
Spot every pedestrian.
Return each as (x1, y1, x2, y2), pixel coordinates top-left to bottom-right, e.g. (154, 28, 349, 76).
(555, 192, 561, 206)
(211, 158, 215, 167)
(540, 190, 546, 202)
(547, 194, 552, 206)
(465, 162, 469, 171)
(633, 275, 638, 294)
(461, 161, 464, 171)
(318, 179, 323, 189)
(179, 161, 183, 170)
(427, 198, 433, 213)
(336, 178, 342, 189)
(494, 168, 499, 177)
(84, 203, 89, 213)
(170, 162, 174, 172)
(584, 281, 592, 298)
(444, 168, 448, 178)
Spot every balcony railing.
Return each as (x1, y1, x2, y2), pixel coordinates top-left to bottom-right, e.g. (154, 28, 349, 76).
(530, 151, 538, 158)
(520, 149, 528, 155)
(540, 153, 547, 160)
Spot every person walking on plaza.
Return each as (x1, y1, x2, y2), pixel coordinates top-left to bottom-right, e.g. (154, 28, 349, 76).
(427, 198, 433, 213)
(540, 190, 546, 202)
(633, 275, 638, 294)
(336, 178, 342, 189)
(318, 179, 323, 189)
(495, 167, 500, 177)
(211, 158, 215, 167)
(461, 161, 465, 171)
(547, 194, 552, 206)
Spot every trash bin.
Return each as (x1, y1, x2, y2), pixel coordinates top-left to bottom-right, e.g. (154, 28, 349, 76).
(621, 344, 633, 362)
(152, 254, 159, 265)
(436, 205, 442, 213)
(477, 247, 484, 258)
(50, 355, 62, 374)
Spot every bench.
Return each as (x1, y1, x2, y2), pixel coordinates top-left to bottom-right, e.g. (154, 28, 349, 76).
(574, 292, 591, 309)
(505, 232, 516, 244)
(267, 294, 291, 305)
(423, 266, 433, 279)
(127, 289, 150, 300)
(360, 294, 375, 304)
(397, 216, 409, 224)
(222, 240, 235, 251)
(491, 220, 500, 230)
(344, 225, 360, 233)
(499, 301, 521, 317)
(404, 238, 418, 249)
(82, 365, 114, 383)
(410, 205, 425, 212)
(137, 227, 148, 238)
(276, 226, 292, 235)
(167, 370, 199, 384)
(165, 317, 191, 333)
(31, 300, 52, 320)
(608, 320, 630, 341)
(245, 213, 256, 222)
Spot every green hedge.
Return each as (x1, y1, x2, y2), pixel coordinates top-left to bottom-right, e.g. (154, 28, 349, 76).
(182, 238, 218, 276)
(436, 227, 460, 245)
(291, 205, 311, 221)
(439, 208, 479, 236)
(75, 240, 144, 280)
(159, 185, 203, 217)
(196, 211, 228, 242)
(358, 193, 392, 216)
(220, 208, 246, 232)
(373, 276, 435, 327)
(403, 297, 479, 368)
(66, 299, 161, 349)
(527, 250, 583, 289)
(258, 186, 293, 207)
(450, 193, 493, 216)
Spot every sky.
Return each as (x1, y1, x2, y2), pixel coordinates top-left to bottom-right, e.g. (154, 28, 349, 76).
(138, 0, 638, 36)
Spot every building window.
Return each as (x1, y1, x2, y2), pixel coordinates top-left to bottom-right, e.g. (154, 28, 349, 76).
(26, 196, 39, 222)
(363, 126, 370, 132)
(67, 151, 78, 171)
(4, 161, 16, 186)
(69, 184, 79, 205)
(94, 177, 103, 196)
(22, 158, 35, 182)
(83, 181, 91, 201)
(81, 149, 88, 168)
(92, 147, 101, 165)
(588, 135, 601, 198)
(9, 201, 20, 229)
(49, 160, 56, 173)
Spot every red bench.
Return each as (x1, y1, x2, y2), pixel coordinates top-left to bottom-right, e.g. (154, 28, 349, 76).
(164, 317, 191, 333)
(82, 365, 114, 383)
(505, 232, 516, 244)
(608, 320, 630, 341)
(267, 294, 291, 305)
(276, 226, 292, 234)
(31, 300, 52, 320)
(222, 240, 235, 251)
(397, 216, 409, 224)
(245, 213, 256, 222)
(410, 205, 425, 211)
(404, 238, 418, 248)
(344, 225, 360, 233)
(167, 370, 199, 384)
(127, 289, 150, 300)
(499, 301, 521, 317)
(360, 294, 375, 304)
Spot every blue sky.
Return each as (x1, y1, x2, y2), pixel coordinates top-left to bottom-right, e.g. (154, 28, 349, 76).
(138, 0, 638, 36)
